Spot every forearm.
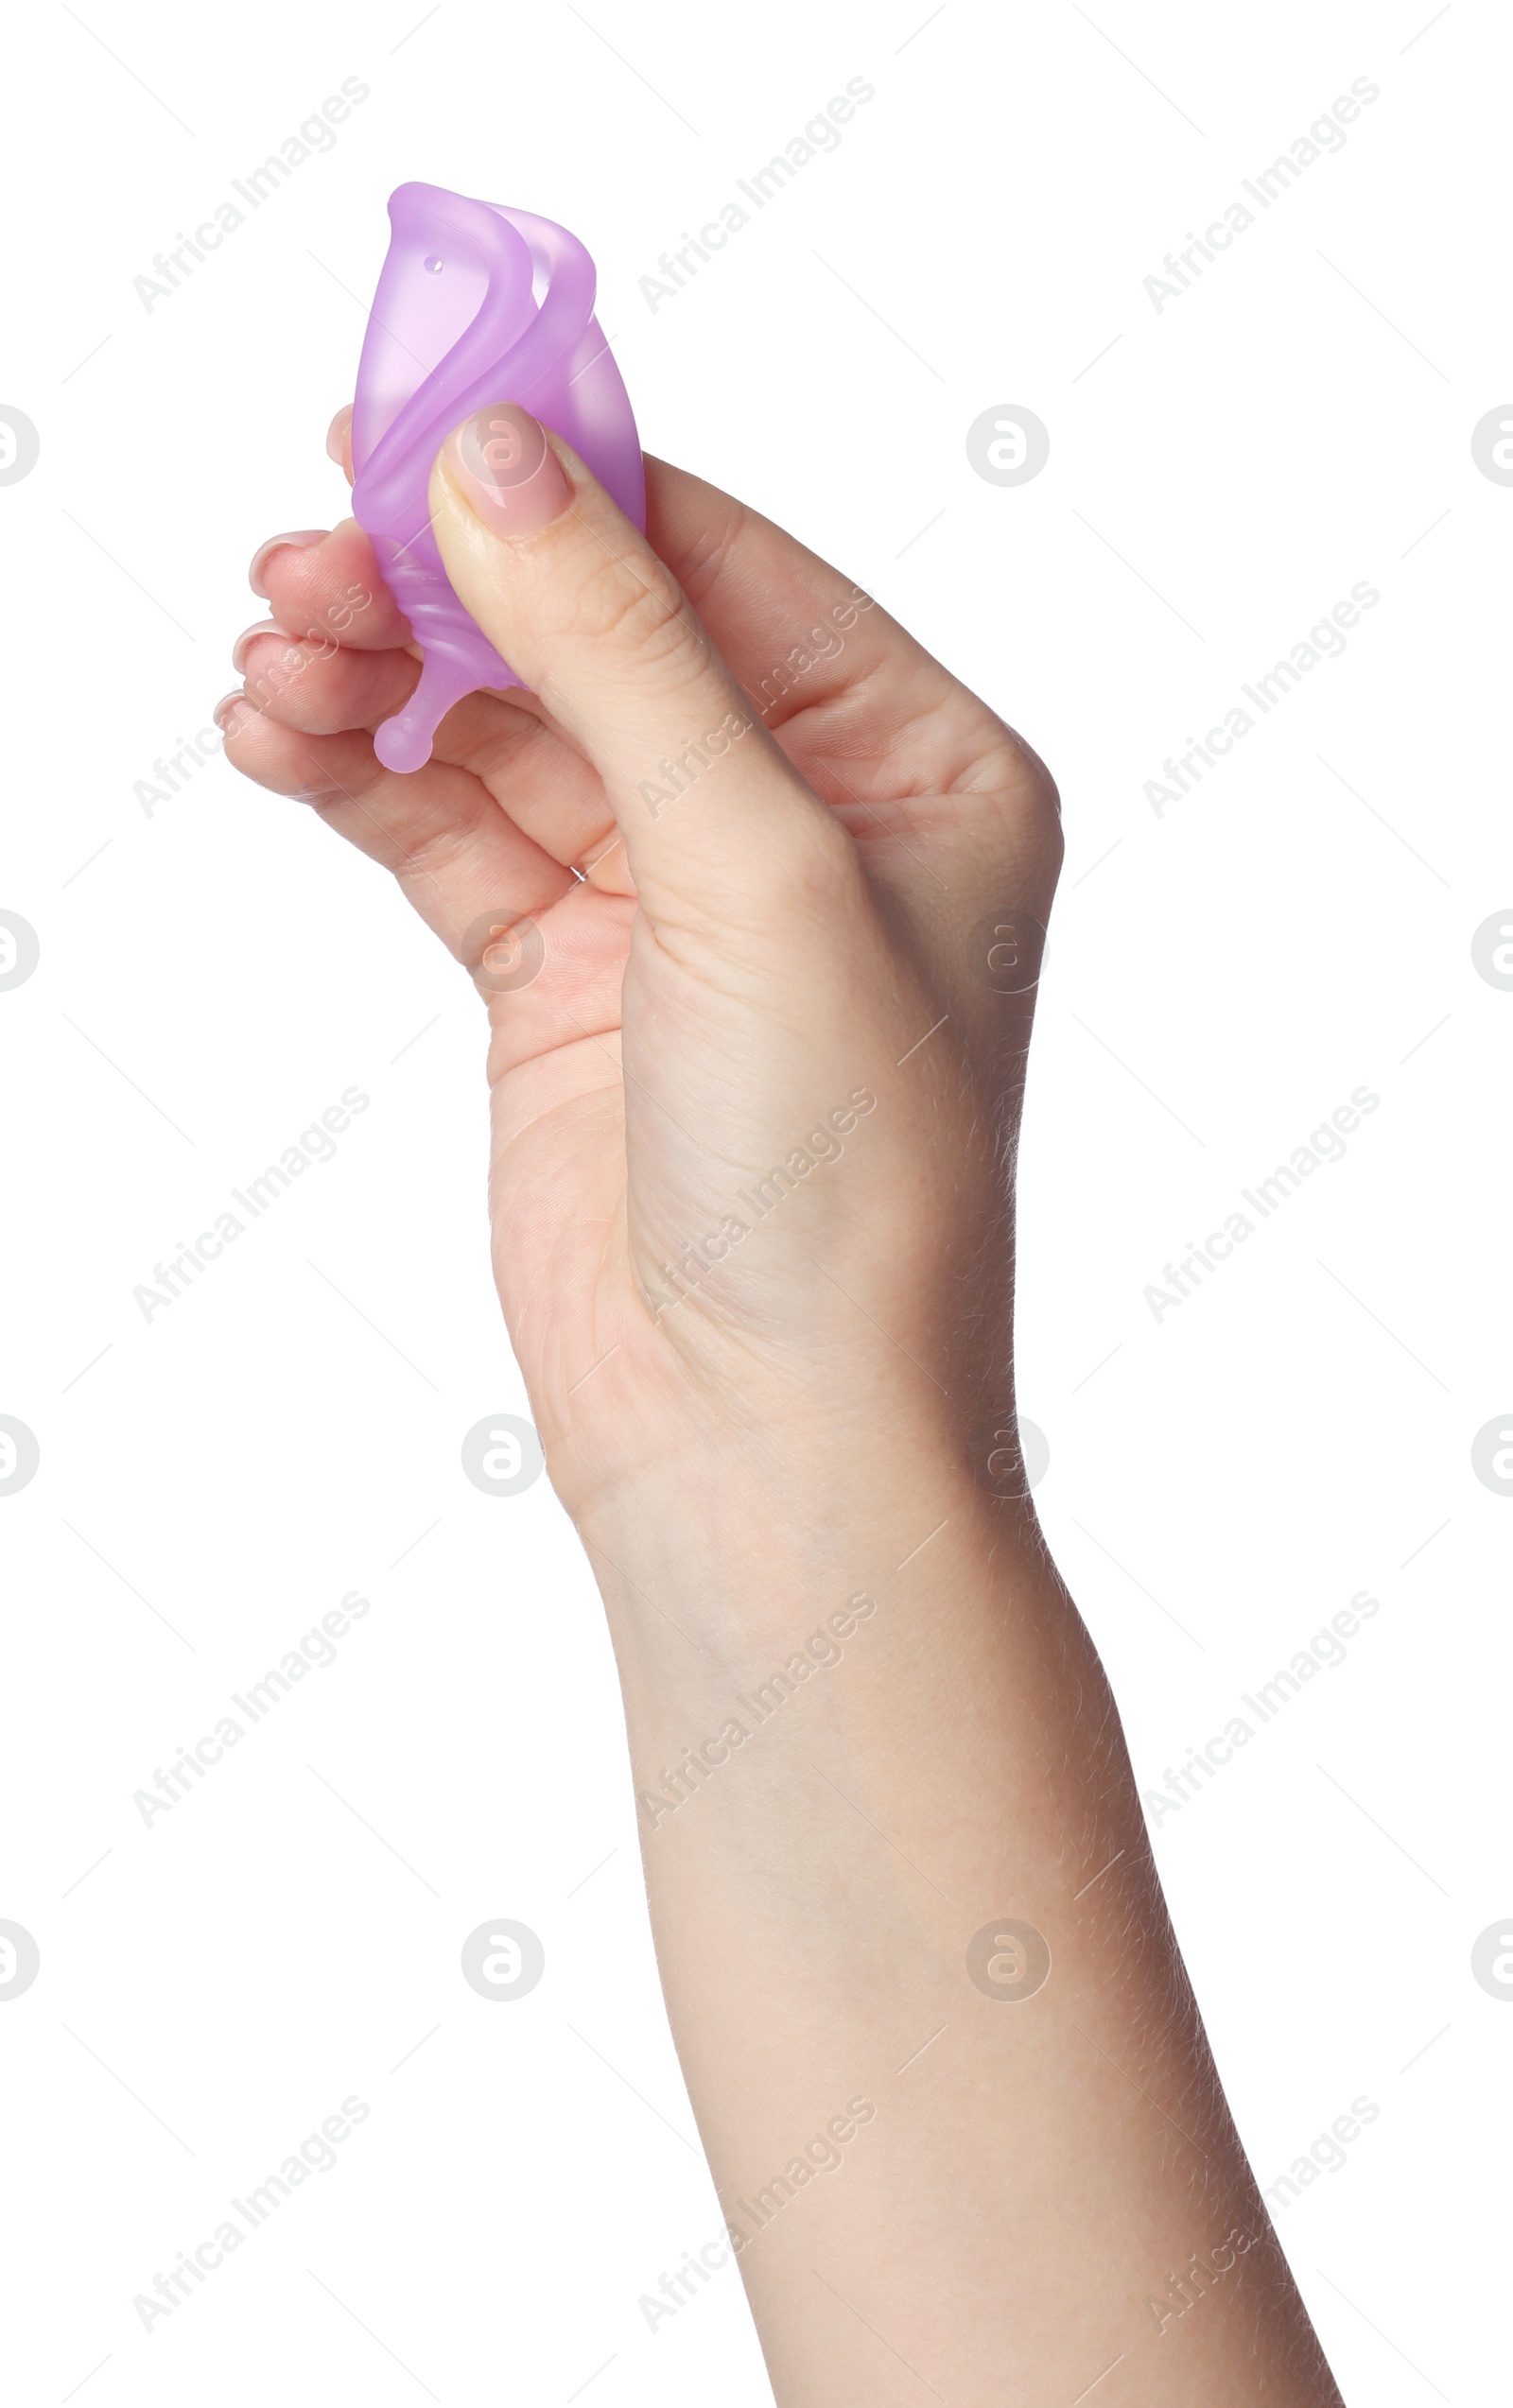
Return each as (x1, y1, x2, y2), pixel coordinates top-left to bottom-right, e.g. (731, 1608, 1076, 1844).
(229, 402, 1344, 2400)
(583, 1438, 1341, 2405)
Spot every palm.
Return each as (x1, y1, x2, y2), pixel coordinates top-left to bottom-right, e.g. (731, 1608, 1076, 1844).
(232, 456, 1058, 1482)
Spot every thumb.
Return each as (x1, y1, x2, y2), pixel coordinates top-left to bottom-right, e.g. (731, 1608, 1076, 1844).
(426, 405, 843, 925)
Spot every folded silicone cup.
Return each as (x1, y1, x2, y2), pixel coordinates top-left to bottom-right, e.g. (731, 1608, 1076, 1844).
(350, 183, 644, 772)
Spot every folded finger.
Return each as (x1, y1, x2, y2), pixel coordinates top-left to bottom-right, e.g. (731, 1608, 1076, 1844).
(252, 520, 411, 651)
(233, 628, 418, 735)
(217, 706, 575, 966)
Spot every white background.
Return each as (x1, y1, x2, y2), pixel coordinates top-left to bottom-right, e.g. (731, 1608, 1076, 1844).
(1, 2, 1506, 2400)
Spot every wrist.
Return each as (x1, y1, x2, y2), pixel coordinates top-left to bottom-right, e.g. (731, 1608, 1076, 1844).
(569, 1410, 1055, 1673)
(569, 1401, 1122, 1981)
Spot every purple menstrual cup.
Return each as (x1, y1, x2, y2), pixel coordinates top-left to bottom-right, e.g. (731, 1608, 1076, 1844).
(351, 183, 644, 772)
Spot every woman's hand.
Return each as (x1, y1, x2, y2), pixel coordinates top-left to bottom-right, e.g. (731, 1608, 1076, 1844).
(222, 411, 1340, 2408)
(221, 407, 1060, 1522)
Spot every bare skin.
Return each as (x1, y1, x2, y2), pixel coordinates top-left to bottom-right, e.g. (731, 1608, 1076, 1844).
(219, 408, 1344, 2405)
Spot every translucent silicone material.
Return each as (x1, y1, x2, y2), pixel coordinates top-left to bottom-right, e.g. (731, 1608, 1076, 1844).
(350, 183, 644, 772)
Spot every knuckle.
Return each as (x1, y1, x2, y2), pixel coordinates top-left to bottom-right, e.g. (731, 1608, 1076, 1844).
(965, 729, 1064, 883)
(393, 799, 491, 890)
(565, 550, 707, 683)
(1006, 729, 1062, 829)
